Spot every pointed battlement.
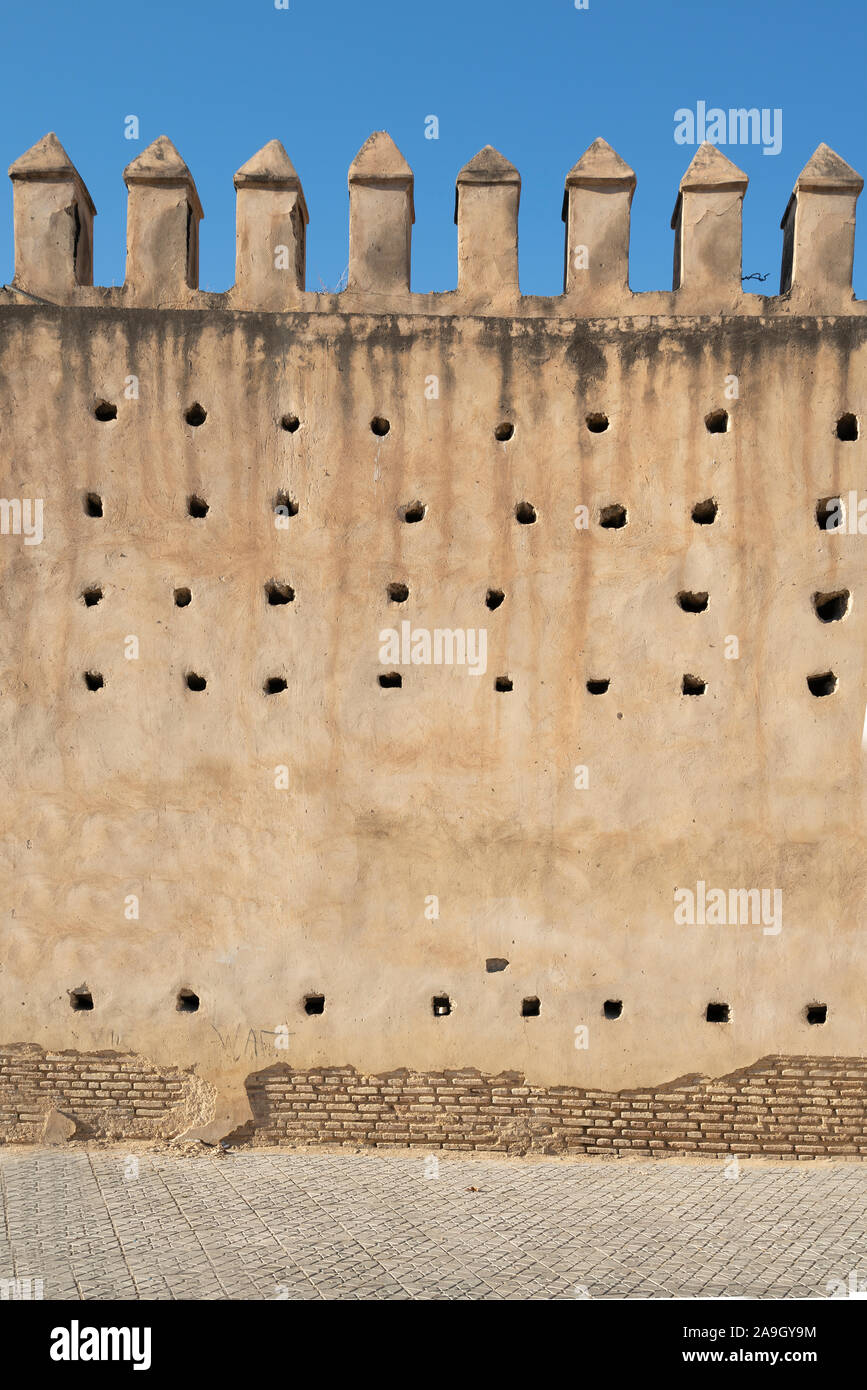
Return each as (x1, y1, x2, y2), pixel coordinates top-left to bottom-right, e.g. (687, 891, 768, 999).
(347, 131, 414, 296)
(123, 136, 202, 303)
(8, 133, 95, 300)
(780, 144, 864, 303)
(233, 140, 308, 308)
(455, 146, 521, 304)
(671, 144, 749, 300)
(2, 131, 864, 314)
(562, 138, 636, 303)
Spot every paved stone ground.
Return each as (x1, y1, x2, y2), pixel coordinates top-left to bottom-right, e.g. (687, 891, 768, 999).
(0, 1147, 864, 1300)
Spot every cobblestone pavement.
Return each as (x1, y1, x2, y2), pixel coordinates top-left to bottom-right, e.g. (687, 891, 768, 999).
(0, 1148, 864, 1300)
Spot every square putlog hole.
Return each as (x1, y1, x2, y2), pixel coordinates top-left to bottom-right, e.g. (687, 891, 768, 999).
(682, 674, 707, 696)
(266, 581, 295, 606)
(807, 671, 837, 697)
(816, 497, 843, 531)
(691, 497, 718, 525)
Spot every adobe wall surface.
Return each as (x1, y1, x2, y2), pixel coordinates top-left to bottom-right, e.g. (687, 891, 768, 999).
(0, 131, 864, 1151)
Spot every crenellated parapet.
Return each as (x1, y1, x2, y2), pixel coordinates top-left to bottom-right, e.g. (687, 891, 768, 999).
(3, 130, 864, 315)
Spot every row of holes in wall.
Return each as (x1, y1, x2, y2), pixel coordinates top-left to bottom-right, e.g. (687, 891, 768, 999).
(80, 492, 867, 533)
(78, 582, 852, 623)
(90, 402, 862, 443)
(66, 988, 830, 1025)
(77, 670, 842, 697)
(76, 494, 639, 527)
(378, 672, 842, 696)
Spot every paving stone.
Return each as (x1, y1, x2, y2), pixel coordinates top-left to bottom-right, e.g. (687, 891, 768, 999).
(0, 1148, 863, 1300)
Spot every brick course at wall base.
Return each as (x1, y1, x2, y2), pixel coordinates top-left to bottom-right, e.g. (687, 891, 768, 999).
(0, 1045, 202, 1143)
(2, 1048, 864, 1156)
(239, 1056, 867, 1159)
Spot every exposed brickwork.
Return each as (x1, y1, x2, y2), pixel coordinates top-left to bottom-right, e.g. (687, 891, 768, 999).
(241, 1055, 867, 1159)
(2, 1048, 864, 1155)
(0, 1045, 197, 1142)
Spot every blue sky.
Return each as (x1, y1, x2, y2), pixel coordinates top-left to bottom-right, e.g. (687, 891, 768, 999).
(1, 0, 865, 297)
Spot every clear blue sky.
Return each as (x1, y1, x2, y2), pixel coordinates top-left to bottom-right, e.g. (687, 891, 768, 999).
(1, 0, 865, 297)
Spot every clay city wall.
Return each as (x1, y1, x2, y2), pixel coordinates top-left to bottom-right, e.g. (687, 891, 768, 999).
(0, 129, 864, 1153)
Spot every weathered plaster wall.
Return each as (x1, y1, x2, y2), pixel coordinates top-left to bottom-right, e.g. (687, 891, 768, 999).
(1, 305, 864, 1107)
(0, 131, 864, 1146)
